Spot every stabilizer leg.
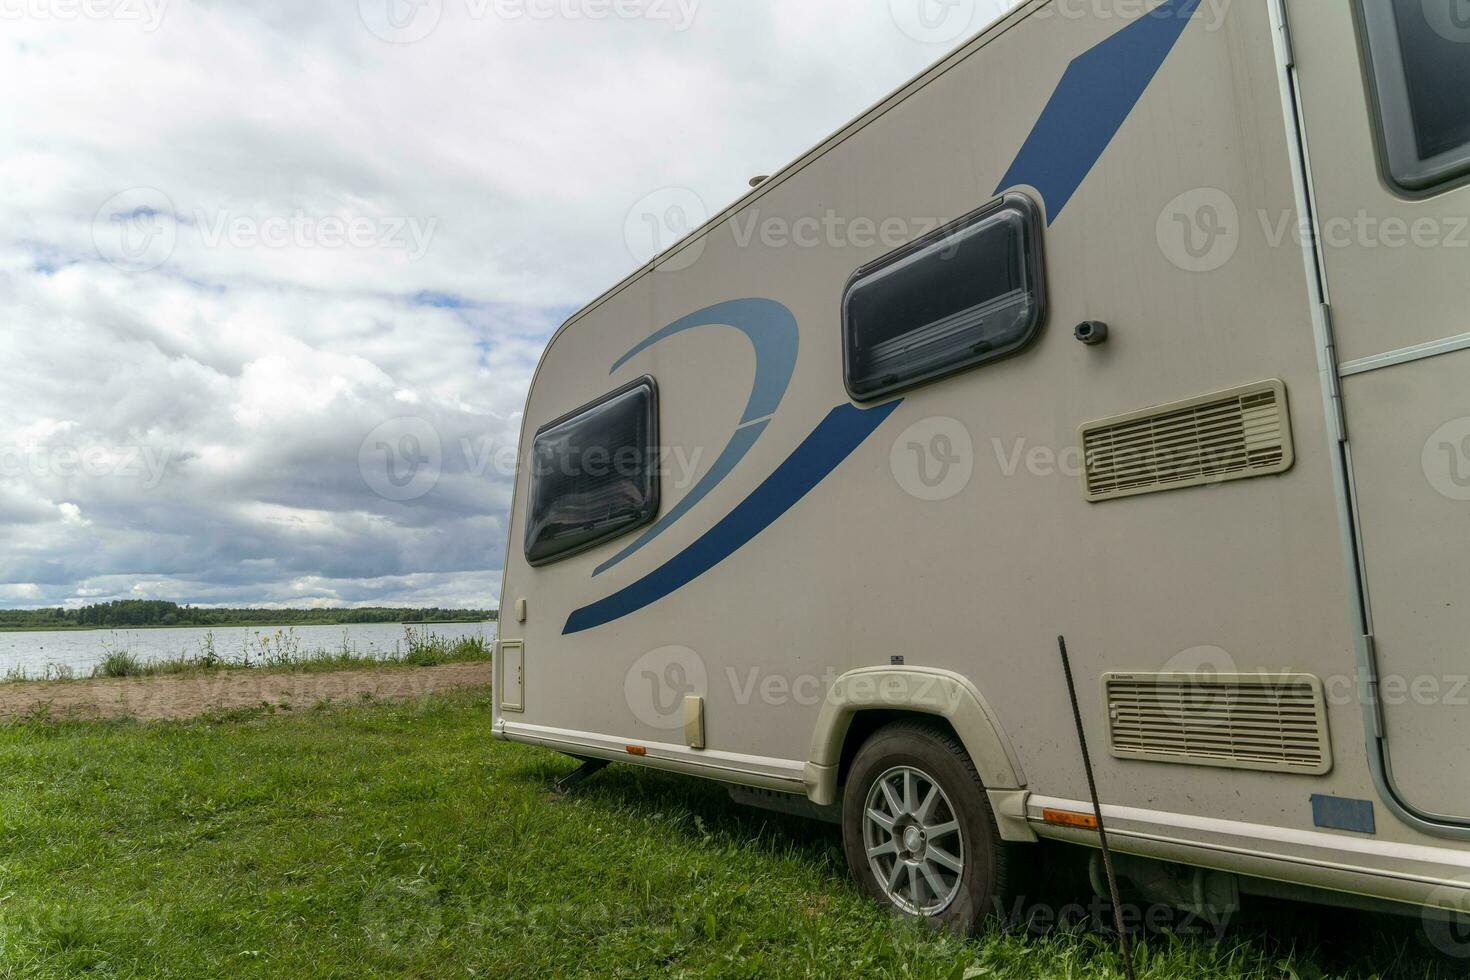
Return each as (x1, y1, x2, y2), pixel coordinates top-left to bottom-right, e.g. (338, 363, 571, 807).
(552, 758, 609, 795)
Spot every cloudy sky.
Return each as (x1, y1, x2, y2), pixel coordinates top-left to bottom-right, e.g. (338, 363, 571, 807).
(1, 0, 1016, 611)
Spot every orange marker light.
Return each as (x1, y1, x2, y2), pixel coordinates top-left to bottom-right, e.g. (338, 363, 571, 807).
(625, 745, 647, 757)
(1042, 807, 1100, 830)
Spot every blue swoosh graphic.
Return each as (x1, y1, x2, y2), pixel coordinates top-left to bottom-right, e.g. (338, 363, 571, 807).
(996, 0, 1203, 224)
(610, 298, 798, 425)
(595, 298, 799, 577)
(564, 399, 901, 635)
(595, 419, 769, 577)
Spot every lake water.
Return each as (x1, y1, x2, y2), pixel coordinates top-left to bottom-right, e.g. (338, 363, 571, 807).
(0, 621, 498, 681)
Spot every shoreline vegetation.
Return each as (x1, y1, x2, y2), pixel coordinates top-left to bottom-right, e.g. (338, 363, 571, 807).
(0, 600, 497, 633)
(2, 626, 493, 686)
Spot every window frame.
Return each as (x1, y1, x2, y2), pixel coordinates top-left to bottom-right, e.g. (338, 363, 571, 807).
(840, 192, 1047, 403)
(523, 376, 661, 568)
(1355, 0, 1470, 196)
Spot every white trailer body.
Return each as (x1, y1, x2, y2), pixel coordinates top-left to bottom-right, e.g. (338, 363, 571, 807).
(493, 0, 1470, 927)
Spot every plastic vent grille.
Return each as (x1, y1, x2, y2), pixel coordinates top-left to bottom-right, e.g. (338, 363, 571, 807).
(1104, 673, 1331, 775)
(1080, 381, 1293, 502)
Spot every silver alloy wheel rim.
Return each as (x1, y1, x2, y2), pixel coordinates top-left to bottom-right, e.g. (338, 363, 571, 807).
(862, 765, 966, 916)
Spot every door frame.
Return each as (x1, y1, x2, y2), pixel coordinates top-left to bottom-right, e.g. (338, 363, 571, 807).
(1269, 0, 1470, 842)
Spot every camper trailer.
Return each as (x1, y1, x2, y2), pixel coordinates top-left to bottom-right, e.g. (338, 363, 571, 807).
(494, 0, 1470, 930)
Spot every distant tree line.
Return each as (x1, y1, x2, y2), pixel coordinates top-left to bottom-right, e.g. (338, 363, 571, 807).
(0, 601, 497, 630)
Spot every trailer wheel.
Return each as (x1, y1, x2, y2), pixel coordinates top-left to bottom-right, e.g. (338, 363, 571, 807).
(841, 721, 1013, 932)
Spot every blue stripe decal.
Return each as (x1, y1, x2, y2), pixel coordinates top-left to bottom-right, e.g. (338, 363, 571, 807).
(595, 298, 799, 576)
(594, 419, 769, 577)
(564, 400, 901, 635)
(995, 0, 1203, 224)
(610, 298, 798, 426)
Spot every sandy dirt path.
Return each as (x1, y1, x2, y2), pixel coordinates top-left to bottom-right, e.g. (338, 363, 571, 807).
(0, 662, 492, 721)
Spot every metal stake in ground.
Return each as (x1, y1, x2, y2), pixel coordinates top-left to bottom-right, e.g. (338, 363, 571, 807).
(1058, 636, 1137, 980)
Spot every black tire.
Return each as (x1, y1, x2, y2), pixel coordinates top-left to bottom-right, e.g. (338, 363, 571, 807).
(841, 720, 1016, 933)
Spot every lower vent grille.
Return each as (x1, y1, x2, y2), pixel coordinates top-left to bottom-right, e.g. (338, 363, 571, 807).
(1104, 673, 1332, 775)
(1080, 380, 1293, 502)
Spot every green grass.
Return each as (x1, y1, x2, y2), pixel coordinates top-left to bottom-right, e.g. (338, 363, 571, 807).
(0, 689, 1457, 978)
(1, 629, 492, 686)
(94, 651, 145, 679)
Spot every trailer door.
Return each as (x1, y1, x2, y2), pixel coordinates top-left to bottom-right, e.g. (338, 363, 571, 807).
(1285, 0, 1470, 825)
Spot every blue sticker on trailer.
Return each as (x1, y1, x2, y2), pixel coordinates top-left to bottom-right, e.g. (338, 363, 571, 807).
(1311, 795, 1377, 835)
(996, 0, 1205, 223)
(564, 399, 901, 635)
(592, 298, 799, 578)
(563, 1, 1206, 633)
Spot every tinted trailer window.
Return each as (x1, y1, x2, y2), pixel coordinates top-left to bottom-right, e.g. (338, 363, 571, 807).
(1359, 0, 1470, 192)
(524, 378, 659, 566)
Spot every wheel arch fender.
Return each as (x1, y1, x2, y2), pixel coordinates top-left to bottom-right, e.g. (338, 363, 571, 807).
(803, 666, 1027, 808)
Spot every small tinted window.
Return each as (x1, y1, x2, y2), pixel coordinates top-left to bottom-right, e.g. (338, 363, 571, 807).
(1359, 0, 1470, 192)
(524, 378, 659, 566)
(843, 194, 1045, 401)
